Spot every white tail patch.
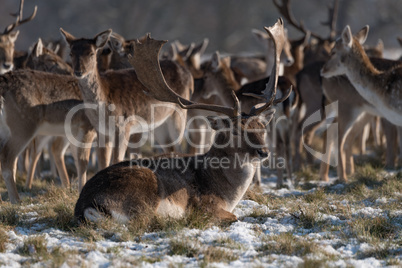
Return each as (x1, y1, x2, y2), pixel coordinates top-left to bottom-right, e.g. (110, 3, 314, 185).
(83, 208, 105, 222)
(156, 199, 185, 219)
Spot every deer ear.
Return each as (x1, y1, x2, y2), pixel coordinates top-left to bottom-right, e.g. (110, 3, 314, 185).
(109, 35, 123, 52)
(34, 38, 44, 57)
(355, 25, 369, 45)
(211, 51, 221, 72)
(8, 31, 19, 43)
(95, 29, 112, 49)
(341, 25, 353, 48)
(60, 28, 75, 45)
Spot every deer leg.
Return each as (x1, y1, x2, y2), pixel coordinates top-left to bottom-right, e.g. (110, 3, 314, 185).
(1, 131, 35, 203)
(112, 128, 130, 164)
(50, 137, 70, 188)
(381, 118, 396, 169)
(126, 133, 143, 159)
(25, 136, 53, 189)
(96, 132, 112, 170)
(71, 130, 96, 191)
(344, 114, 372, 175)
(397, 126, 402, 167)
(319, 126, 333, 182)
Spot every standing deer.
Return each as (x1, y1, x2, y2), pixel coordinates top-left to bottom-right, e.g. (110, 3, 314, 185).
(321, 25, 402, 127)
(74, 19, 290, 223)
(0, 0, 37, 74)
(0, 69, 96, 203)
(59, 29, 194, 165)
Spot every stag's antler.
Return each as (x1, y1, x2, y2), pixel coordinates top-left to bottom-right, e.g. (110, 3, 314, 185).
(128, 34, 240, 118)
(273, 0, 339, 42)
(321, 0, 339, 42)
(244, 18, 292, 115)
(3, 0, 37, 34)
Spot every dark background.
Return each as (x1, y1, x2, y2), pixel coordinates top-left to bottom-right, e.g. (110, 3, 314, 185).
(1, 0, 401, 56)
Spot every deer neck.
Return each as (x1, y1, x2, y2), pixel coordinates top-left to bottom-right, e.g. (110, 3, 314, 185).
(77, 67, 108, 104)
(202, 137, 257, 212)
(343, 45, 383, 102)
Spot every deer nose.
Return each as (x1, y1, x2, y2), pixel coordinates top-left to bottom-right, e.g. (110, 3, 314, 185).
(74, 71, 83, 78)
(3, 63, 12, 70)
(285, 58, 294, 66)
(257, 149, 269, 158)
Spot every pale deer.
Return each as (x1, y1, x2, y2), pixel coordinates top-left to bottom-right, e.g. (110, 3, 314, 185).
(74, 19, 290, 223)
(319, 27, 402, 182)
(0, 0, 37, 74)
(59, 29, 193, 165)
(321, 25, 402, 126)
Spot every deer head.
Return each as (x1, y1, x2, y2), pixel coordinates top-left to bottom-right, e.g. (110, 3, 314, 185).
(60, 28, 112, 78)
(128, 19, 290, 150)
(0, 0, 37, 74)
(321, 25, 369, 78)
(26, 38, 73, 75)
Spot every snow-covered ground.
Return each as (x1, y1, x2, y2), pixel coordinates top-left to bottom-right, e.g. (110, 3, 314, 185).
(0, 173, 401, 267)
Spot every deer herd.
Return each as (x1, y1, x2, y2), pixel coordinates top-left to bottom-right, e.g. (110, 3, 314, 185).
(0, 0, 401, 224)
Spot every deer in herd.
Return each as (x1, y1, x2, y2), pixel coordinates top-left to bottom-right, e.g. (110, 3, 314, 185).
(74, 19, 290, 223)
(230, 26, 294, 84)
(0, 67, 97, 203)
(59, 28, 193, 165)
(23, 38, 77, 189)
(318, 26, 402, 182)
(0, 0, 37, 74)
(320, 26, 402, 171)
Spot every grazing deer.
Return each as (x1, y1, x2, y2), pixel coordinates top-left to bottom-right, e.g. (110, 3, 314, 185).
(74, 19, 290, 223)
(0, 0, 37, 74)
(59, 29, 193, 165)
(321, 25, 402, 126)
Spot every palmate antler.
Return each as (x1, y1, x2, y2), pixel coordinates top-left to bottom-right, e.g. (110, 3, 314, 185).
(128, 34, 240, 118)
(3, 0, 37, 34)
(244, 18, 292, 116)
(128, 19, 289, 118)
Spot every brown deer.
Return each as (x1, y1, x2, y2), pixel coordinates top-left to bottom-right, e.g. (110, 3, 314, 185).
(0, 0, 37, 74)
(74, 19, 289, 223)
(23, 38, 76, 189)
(59, 29, 193, 165)
(0, 69, 97, 203)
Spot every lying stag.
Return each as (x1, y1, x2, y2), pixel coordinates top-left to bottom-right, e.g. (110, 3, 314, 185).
(74, 19, 290, 223)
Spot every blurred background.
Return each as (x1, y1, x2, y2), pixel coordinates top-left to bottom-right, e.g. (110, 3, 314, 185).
(1, 0, 401, 57)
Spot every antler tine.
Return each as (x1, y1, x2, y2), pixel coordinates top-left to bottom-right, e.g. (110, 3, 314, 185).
(273, 0, 325, 42)
(4, 0, 37, 34)
(273, 0, 306, 35)
(244, 18, 291, 116)
(127, 34, 240, 118)
(321, 0, 339, 41)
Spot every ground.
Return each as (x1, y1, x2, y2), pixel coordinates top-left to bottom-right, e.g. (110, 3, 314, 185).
(0, 160, 401, 267)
